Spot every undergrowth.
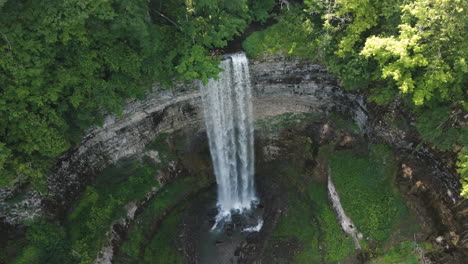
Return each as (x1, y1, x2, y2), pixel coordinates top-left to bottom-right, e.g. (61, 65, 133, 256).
(116, 176, 201, 261)
(265, 136, 355, 263)
(369, 241, 431, 264)
(66, 157, 160, 264)
(11, 133, 179, 264)
(141, 202, 187, 264)
(243, 5, 318, 59)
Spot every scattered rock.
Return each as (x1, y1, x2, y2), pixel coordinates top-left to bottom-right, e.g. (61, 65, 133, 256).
(145, 150, 160, 164)
(335, 135, 355, 149)
(124, 202, 137, 219)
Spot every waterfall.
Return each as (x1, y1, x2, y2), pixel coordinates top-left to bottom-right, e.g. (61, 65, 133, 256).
(200, 53, 257, 223)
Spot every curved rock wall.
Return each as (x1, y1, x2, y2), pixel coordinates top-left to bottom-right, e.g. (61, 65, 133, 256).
(1, 57, 464, 242)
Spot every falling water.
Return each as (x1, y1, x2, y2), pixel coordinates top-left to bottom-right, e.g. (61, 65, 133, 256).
(200, 53, 257, 226)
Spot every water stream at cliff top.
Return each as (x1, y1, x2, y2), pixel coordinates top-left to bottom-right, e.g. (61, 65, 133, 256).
(200, 53, 259, 230)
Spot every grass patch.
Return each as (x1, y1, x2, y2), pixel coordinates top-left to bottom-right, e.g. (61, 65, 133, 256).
(306, 183, 355, 262)
(269, 196, 322, 264)
(265, 165, 355, 263)
(323, 144, 408, 244)
(141, 203, 187, 264)
(265, 134, 415, 263)
(117, 176, 201, 261)
(369, 241, 431, 264)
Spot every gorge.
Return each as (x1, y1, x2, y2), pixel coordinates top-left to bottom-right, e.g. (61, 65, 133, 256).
(0, 1, 467, 263)
(1, 55, 466, 264)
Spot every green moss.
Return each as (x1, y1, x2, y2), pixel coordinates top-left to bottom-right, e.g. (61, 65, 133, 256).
(266, 137, 417, 263)
(328, 114, 361, 134)
(256, 112, 321, 135)
(264, 165, 321, 263)
(5, 186, 32, 206)
(391, 115, 411, 132)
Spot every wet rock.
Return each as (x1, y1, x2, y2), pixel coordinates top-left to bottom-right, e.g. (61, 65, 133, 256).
(208, 219, 215, 227)
(224, 223, 234, 237)
(239, 240, 247, 248)
(246, 233, 259, 244)
(232, 213, 242, 225)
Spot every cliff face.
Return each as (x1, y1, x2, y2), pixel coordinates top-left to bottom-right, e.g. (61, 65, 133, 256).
(1, 56, 466, 250)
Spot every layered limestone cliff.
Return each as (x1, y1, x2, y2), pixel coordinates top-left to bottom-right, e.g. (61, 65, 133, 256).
(1, 56, 466, 252)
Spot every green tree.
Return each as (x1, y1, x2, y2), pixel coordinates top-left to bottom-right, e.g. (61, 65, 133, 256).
(302, 0, 467, 196)
(458, 148, 468, 198)
(0, 0, 257, 189)
(14, 220, 71, 264)
(361, 0, 468, 106)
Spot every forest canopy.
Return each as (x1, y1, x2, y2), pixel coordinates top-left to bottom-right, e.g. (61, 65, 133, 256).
(0, 0, 467, 196)
(244, 0, 467, 197)
(0, 0, 275, 188)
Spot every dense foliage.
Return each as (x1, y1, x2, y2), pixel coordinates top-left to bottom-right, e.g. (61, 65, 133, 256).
(243, 6, 318, 58)
(314, 0, 467, 197)
(2, 1, 466, 263)
(2, 0, 465, 195)
(244, 0, 468, 197)
(0, 0, 276, 188)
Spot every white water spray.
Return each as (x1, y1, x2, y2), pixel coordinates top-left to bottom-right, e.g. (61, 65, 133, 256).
(201, 53, 257, 227)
